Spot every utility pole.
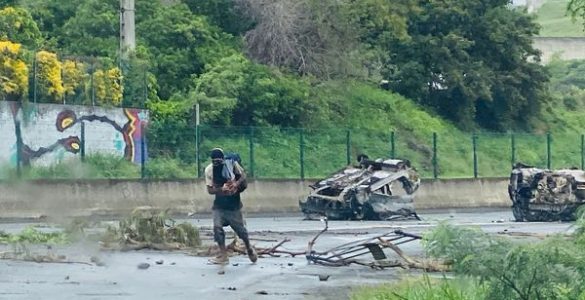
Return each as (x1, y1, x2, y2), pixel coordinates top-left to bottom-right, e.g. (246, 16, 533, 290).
(120, 0, 135, 105)
(120, 0, 136, 57)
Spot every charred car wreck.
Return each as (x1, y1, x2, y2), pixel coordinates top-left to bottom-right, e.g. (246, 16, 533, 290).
(509, 163, 585, 222)
(299, 157, 421, 221)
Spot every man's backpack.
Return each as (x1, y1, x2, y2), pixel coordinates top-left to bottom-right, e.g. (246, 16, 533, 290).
(225, 152, 247, 193)
(225, 152, 243, 166)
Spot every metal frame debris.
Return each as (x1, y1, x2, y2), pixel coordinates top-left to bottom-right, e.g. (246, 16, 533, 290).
(305, 219, 448, 271)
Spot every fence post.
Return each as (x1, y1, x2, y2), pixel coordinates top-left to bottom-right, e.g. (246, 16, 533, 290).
(140, 121, 146, 179)
(581, 134, 585, 170)
(80, 122, 86, 162)
(432, 132, 438, 179)
(15, 120, 22, 179)
(143, 70, 148, 109)
(249, 127, 255, 178)
(91, 68, 95, 106)
(472, 133, 478, 178)
(390, 131, 395, 158)
(511, 133, 516, 168)
(62, 67, 66, 105)
(196, 124, 201, 178)
(300, 129, 305, 180)
(346, 130, 351, 165)
(547, 133, 551, 169)
(32, 53, 37, 104)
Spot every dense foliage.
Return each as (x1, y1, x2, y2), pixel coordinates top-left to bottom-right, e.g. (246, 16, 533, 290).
(0, 0, 560, 128)
(421, 219, 585, 299)
(352, 209, 585, 300)
(2, 0, 585, 175)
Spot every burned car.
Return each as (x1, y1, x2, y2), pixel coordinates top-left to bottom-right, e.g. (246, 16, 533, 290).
(299, 158, 421, 221)
(509, 163, 585, 222)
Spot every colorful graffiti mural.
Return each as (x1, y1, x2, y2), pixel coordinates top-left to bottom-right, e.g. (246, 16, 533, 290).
(0, 101, 148, 167)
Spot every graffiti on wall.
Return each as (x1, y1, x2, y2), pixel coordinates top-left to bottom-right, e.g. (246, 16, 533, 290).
(55, 108, 145, 163)
(21, 136, 81, 166)
(0, 101, 148, 167)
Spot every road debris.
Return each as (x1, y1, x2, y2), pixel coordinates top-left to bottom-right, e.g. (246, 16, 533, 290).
(305, 218, 448, 271)
(0, 249, 92, 266)
(318, 274, 330, 281)
(137, 262, 150, 269)
(100, 208, 201, 251)
(496, 231, 572, 239)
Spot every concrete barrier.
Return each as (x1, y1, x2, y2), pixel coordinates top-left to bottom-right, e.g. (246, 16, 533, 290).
(0, 178, 511, 219)
(534, 37, 585, 64)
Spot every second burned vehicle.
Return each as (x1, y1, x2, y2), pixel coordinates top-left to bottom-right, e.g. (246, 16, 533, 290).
(508, 163, 585, 222)
(299, 156, 421, 221)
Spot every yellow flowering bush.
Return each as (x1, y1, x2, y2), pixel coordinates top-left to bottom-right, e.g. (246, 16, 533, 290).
(93, 67, 123, 106)
(0, 40, 28, 101)
(36, 50, 65, 102)
(62, 60, 86, 97)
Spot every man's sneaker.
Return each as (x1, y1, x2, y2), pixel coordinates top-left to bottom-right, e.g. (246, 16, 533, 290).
(208, 254, 229, 265)
(247, 247, 258, 263)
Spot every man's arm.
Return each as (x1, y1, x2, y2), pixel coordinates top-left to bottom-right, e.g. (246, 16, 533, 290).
(207, 185, 228, 195)
(233, 162, 247, 188)
(205, 164, 228, 195)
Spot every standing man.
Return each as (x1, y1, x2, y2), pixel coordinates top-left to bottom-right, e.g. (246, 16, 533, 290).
(205, 148, 257, 264)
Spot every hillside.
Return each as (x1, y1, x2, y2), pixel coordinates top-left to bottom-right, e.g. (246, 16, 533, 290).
(536, 0, 585, 37)
(190, 77, 585, 179)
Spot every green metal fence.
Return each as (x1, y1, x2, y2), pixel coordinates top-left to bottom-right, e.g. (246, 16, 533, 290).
(191, 126, 585, 180)
(3, 122, 585, 180)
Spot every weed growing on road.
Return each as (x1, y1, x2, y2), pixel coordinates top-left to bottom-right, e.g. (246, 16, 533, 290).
(354, 211, 585, 300)
(423, 223, 585, 299)
(0, 226, 69, 244)
(351, 275, 487, 300)
(100, 208, 201, 250)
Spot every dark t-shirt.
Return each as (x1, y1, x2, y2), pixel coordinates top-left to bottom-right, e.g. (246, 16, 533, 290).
(205, 162, 244, 210)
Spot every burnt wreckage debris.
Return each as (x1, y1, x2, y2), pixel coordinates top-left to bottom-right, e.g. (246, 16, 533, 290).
(509, 163, 585, 222)
(299, 157, 421, 221)
(305, 218, 447, 271)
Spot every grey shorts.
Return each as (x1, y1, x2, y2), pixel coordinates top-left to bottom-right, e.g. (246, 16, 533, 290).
(213, 209, 246, 229)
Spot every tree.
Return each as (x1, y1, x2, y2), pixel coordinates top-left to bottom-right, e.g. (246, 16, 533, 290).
(62, 59, 87, 104)
(191, 54, 247, 125)
(0, 6, 43, 49)
(384, 0, 548, 130)
(17, 0, 82, 43)
(192, 53, 312, 127)
(93, 67, 123, 106)
(59, 0, 118, 57)
(240, 0, 365, 78)
(35, 50, 64, 103)
(120, 51, 158, 108)
(0, 0, 16, 8)
(137, 3, 237, 100)
(0, 40, 28, 101)
(569, 0, 585, 29)
(183, 0, 253, 35)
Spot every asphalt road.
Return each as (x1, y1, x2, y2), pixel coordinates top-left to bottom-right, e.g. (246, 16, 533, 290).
(0, 209, 575, 300)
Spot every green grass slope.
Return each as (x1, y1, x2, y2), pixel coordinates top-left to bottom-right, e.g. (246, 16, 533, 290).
(536, 0, 585, 37)
(199, 81, 560, 179)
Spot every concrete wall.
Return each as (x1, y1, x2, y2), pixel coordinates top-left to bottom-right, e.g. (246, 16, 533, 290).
(534, 37, 585, 64)
(511, 0, 546, 13)
(0, 178, 511, 219)
(0, 101, 148, 169)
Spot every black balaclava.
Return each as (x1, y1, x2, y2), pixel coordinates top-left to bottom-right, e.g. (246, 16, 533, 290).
(210, 148, 226, 185)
